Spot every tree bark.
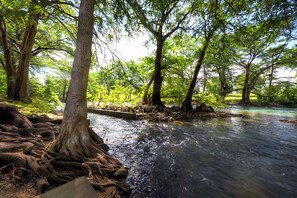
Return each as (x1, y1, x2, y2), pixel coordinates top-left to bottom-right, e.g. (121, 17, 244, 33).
(240, 66, 251, 104)
(181, 39, 210, 111)
(202, 66, 207, 92)
(151, 37, 165, 107)
(0, 16, 16, 97)
(11, 10, 41, 101)
(51, 0, 97, 161)
(218, 69, 232, 98)
(219, 81, 231, 98)
(61, 79, 68, 102)
(143, 72, 154, 104)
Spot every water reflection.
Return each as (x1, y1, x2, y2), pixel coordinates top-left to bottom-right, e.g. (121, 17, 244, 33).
(88, 106, 297, 198)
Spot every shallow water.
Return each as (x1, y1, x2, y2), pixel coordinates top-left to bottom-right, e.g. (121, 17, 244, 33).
(88, 106, 297, 198)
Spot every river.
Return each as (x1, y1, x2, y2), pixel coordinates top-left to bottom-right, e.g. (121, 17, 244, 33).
(88, 106, 297, 198)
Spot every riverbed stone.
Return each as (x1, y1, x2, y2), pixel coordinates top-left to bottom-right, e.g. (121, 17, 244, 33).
(34, 176, 97, 198)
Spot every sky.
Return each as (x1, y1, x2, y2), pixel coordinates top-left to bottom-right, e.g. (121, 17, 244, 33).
(95, 34, 153, 65)
(114, 35, 153, 61)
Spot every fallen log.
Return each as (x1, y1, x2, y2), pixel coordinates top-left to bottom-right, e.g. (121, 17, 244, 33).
(88, 108, 137, 120)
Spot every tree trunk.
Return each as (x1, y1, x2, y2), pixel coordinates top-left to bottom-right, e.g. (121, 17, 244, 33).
(240, 67, 251, 104)
(181, 40, 210, 111)
(0, 16, 16, 97)
(202, 66, 207, 92)
(268, 65, 274, 102)
(219, 81, 233, 98)
(143, 72, 154, 104)
(61, 79, 68, 102)
(151, 38, 165, 107)
(51, 0, 97, 161)
(11, 10, 41, 101)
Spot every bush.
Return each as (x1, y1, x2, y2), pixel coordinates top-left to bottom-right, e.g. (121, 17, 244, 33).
(257, 82, 297, 105)
(195, 92, 226, 109)
(27, 98, 57, 113)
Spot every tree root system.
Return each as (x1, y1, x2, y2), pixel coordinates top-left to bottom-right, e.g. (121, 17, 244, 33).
(0, 105, 130, 197)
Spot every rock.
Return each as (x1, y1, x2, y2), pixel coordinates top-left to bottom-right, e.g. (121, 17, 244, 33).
(114, 166, 128, 177)
(34, 176, 97, 198)
(164, 108, 173, 114)
(170, 106, 181, 112)
(143, 145, 150, 152)
(196, 103, 215, 113)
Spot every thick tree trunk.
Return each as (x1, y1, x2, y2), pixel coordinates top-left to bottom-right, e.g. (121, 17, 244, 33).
(240, 68, 251, 104)
(12, 11, 41, 101)
(181, 40, 209, 112)
(51, 0, 97, 161)
(0, 16, 16, 97)
(151, 38, 165, 107)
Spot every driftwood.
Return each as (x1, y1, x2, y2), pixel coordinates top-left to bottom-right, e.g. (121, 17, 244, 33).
(0, 105, 130, 197)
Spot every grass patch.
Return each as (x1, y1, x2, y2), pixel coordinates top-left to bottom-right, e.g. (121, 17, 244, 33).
(0, 95, 55, 115)
(225, 93, 258, 102)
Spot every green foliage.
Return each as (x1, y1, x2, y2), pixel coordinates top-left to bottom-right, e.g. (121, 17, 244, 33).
(106, 82, 142, 106)
(195, 92, 226, 109)
(87, 72, 109, 102)
(256, 82, 297, 105)
(88, 73, 142, 106)
(0, 68, 6, 94)
(225, 93, 257, 102)
(29, 75, 65, 112)
(27, 97, 57, 113)
(0, 95, 55, 115)
(0, 0, 296, 109)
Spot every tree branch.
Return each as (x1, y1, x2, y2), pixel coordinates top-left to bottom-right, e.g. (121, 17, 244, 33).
(126, 0, 158, 36)
(55, 16, 76, 40)
(31, 47, 72, 56)
(164, 11, 191, 39)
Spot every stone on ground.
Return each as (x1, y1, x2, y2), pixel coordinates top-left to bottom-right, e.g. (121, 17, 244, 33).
(34, 177, 97, 198)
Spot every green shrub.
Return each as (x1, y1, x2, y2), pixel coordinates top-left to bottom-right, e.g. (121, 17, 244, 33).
(195, 92, 226, 109)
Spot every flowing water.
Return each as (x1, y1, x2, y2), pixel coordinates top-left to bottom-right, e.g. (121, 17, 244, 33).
(88, 106, 297, 198)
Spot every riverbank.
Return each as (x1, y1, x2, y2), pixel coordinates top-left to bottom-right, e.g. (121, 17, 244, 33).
(226, 100, 297, 108)
(0, 104, 130, 197)
(91, 104, 244, 122)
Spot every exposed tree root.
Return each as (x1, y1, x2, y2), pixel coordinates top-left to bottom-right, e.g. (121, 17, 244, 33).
(0, 153, 27, 167)
(27, 114, 62, 124)
(0, 142, 34, 154)
(0, 131, 20, 137)
(0, 106, 131, 197)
